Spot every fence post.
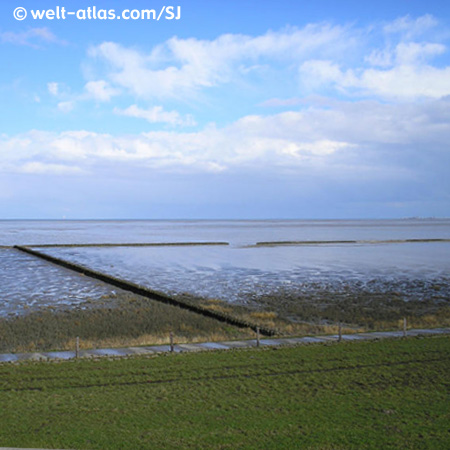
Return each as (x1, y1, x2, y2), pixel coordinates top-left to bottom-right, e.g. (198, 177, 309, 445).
(256, 326, 260, 347)
(338, 322, 342, 342)
(170, 332, 174, 352)
(76, 336, 79, 359)
(403, 317, 407, 337)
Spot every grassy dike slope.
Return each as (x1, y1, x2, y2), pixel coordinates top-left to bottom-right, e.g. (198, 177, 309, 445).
(0, 336, 449, 449)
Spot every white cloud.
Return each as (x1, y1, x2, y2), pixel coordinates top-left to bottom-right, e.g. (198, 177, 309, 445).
(356, 65, 450, 99)
(299, 60, 355, 92)
(383, 14, 438, 38)
(19, 162, 84, 175)
(280, 140, 352, 158)
(86, 23, 353, 99)
(299, 55, 450, 100)
(1, 98, 449, 177)
(394, 42, 446, 65)
(46, 80, 118, 113)
(57, 101, 74, 113)
(1, 27, 66, 48)
(84, 80, 118, 102)
(259, 98, 304, 107)
(114, 105, 196, 126)
(47, 82, 59, 96)
(81, 15, 449, 103)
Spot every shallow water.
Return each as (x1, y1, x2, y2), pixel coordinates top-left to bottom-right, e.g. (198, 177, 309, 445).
(0, 248, 118, 316)
(1, 218, 450, 246)
(1, 219, 449, 315)
(37, 240, 450, 304)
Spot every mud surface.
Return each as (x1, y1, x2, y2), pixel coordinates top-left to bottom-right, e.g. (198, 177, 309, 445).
(31, 243, 450, 309)
(0, 249, 120, 317)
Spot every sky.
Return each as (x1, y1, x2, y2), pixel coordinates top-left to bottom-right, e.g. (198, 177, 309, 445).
(1, 0, 449, 219)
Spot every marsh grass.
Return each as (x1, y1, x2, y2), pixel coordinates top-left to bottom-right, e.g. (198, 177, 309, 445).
(186, 287, 450, 336)
(1, 284, 449, 353)
(0, 294, 254, 353)
(0, 291, 367, 354)
(253, 288, 450, 331)
(186, 296, 363, 335)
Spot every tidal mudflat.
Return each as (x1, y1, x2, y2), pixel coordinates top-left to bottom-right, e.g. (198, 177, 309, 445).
(1, 219, 449, 351)
(35, 240, 450, 321)
(0, 248, 118, 316)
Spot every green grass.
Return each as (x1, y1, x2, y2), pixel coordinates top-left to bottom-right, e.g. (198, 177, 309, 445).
(0, 335, 449, 449)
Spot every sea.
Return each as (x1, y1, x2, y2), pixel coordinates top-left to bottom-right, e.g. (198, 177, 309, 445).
(1, 219, 449, 316)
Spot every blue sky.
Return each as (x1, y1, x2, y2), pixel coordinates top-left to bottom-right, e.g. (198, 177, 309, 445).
(1, 0, 449, 219)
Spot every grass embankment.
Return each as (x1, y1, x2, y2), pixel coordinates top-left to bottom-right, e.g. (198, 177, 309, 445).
(0, 335, 448, 449)
(0, 294, 253, 353)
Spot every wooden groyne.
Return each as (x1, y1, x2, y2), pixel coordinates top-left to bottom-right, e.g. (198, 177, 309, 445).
(14, 245, 277, 337)
(255, 238, 450, 246)
(15, 242, 230, 249)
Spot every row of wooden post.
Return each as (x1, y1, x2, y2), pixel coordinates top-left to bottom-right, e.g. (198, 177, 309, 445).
(73, 326, 261, 358)
(73, 319, 409, 357)
(337, 317, 408, 342)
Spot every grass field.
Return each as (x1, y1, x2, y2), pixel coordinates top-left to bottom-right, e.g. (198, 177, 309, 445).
(0, 335, 448, 449)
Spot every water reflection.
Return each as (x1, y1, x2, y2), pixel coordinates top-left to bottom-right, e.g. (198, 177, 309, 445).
(0, 249, 117, 317)
(1, 218, 449, 316)
(37, 242, 450, 304)
(1, 218, 450, 246)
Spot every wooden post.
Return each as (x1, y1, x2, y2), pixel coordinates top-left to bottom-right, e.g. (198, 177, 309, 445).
(76, 336, 79, 359)
(403, 317, 407, 337)
(338, 322, 342, 342)
(170, 332, 174, 352)
(256, 326, 260, 347)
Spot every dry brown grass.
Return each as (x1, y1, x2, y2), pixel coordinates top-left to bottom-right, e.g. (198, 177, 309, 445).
(61, 330, 246, 351)
(250, 311, 278, 320)
(201, 299, 234, 315)
(0, 294, 254, 353)
(198, 297, 370, 336)
(3, 287, 449, 353)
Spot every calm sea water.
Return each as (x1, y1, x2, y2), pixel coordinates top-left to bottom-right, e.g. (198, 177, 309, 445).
(1, 218, 450, 246)
(1, 219, 449, 315)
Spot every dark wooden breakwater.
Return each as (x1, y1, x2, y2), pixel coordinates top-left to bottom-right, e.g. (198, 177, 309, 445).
(14, 245, 277, 337)
(22, 242, 230, 248)
(255, 238, 450, 246)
